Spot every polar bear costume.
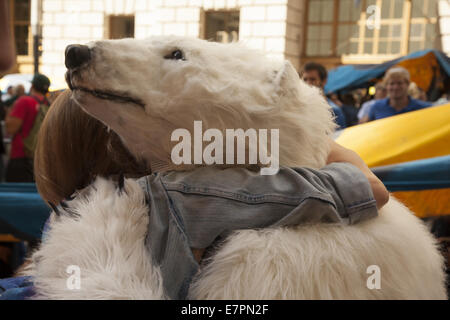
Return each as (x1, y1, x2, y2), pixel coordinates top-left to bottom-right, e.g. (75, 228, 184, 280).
(24, 36, 446, 299)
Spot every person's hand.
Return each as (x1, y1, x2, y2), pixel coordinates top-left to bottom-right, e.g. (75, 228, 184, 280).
(327, 138, 389, 210)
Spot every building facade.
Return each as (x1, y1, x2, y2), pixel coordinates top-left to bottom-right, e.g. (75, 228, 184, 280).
(5, 0, 450, 89)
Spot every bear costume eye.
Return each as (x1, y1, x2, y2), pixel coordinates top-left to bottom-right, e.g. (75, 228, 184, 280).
(164, 49, 185, 61)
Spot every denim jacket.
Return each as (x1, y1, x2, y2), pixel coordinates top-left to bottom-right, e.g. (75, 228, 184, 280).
(137, 162, 378, 299)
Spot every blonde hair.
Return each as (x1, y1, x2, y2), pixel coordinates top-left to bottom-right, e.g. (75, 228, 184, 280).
(384, 67, 410, 84)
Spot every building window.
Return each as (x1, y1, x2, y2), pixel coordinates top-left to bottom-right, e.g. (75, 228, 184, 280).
(306, 0, 335, 56)
(409, 0, 439, 52)
(204, 11, 239, 43)
(358, 0, 407, 55)
(304, 0, 439, 58)
(108, 15, 135, 39)
(13, 0, 31, 56)
(336, 0, 361, 55)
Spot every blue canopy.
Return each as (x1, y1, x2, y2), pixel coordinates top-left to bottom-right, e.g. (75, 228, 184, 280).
(324, 49, 450, 94)
(372, 155, 450, 192)
(0, 183, 50, 241)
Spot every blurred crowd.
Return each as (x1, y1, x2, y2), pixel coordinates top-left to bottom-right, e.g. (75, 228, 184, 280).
(0, 75, 64, 183)
(299, 62, 448, 131)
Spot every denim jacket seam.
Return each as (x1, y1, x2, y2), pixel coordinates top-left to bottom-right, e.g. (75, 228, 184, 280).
(155, 176, 191, 241)
(348, 204, 378, 224)
(346, 198, 376, 208)
(163, 181, 334, 206)
(346, 199, 377, 213)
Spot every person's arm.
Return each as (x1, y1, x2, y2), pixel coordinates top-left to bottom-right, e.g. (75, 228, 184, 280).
(367, 103, 376, 122)
(357, 103, 367, 121)
(157, 161, 379, 250)
(358, 115, 369, 124)
(5, 115, 23, 136)
(326, 138, 389, 210)
(357, 101, 374, 124)
(5, 99, 26, 136)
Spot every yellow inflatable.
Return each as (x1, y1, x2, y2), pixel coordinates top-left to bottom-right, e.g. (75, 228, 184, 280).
(337, 103, 450, 218)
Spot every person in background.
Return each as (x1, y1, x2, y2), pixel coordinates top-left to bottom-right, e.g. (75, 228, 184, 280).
(358, 83, 387, 124)
(339, 93, 359, 127)
(329, 92, 360, 127)
(4, 74, 50, 182)
(4, 85, 26, 110)
(301, 62, 346, 130)
(367, 67, 431, 122)
(433, 93, 449, 106)
(2, 86, 14, 102)
(407, 82, 427, 102)
(15, 84, 25, 97)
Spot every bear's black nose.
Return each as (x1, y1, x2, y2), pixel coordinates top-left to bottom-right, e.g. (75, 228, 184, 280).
(65, 44, 91, 69)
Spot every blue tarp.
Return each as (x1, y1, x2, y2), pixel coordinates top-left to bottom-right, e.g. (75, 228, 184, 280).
(324, 49, 450, 94)
(372, 155, 450, 192)
(0, 183, 50, 241)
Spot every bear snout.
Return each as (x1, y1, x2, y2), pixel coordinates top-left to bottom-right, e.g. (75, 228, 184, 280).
(65, 44, 91, 69)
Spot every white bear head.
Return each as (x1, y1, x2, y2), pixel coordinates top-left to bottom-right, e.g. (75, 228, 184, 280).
(66, 36, 335, 172)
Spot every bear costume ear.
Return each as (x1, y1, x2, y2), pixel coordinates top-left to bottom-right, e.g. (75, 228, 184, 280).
(273, 60, 300, 97)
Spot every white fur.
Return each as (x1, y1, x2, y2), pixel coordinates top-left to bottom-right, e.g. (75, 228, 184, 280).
(23, 178, 165, 300)
(70, 36, 335, 171)
(27, 36, 447, 299)
(189, 198, 446, 299)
